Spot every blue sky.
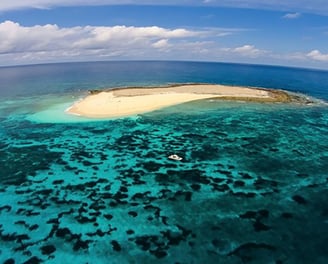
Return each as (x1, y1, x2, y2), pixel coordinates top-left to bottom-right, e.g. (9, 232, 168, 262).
(0, 1, 328, 69)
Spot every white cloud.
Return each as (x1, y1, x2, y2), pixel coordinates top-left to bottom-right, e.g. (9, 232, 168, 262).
(152, 39, 170, 49)
(0, 20, 200, 54)
(0, 21, 70, 53)
(307, 50, 328, 62)
(228, 44, 267, 58)
(72, 26, 199, 50)
(1, 20, 328, 68)
(1, 0, 328, 15)
(0, 20, 224, 65)
(283, 12, 301, 19)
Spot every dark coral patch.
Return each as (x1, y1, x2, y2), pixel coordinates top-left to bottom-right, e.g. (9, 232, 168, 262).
(3, 259, 15, 264)
(111, 240, 122, 251)
(128, 211, 138, 217)
(253, 220, 271, 232)
(152, 250, 168, 259)
(126, 229, 135, 235)
(281, 212, 293, 219)
(292, 195, 307, 205)
(40, 245, 56, 255)
(22, 256, 42, 264)
(73, 239, 90, 251)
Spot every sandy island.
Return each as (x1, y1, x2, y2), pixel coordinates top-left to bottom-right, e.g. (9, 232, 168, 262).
(66, 84, 294, 118)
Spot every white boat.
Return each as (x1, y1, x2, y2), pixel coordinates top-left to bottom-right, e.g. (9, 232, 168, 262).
(168, 154, 183, 161)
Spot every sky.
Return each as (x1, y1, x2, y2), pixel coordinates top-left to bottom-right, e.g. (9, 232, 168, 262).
(0, 1, 328, 69)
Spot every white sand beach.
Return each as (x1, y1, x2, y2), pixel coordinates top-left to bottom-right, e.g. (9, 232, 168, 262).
(66, 84, 283, 118)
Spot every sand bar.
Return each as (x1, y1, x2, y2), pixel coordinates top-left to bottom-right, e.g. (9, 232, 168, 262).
(66, 84, 291, 118)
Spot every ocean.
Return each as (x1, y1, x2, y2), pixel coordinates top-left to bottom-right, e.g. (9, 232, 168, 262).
(0, 61, 327, 263)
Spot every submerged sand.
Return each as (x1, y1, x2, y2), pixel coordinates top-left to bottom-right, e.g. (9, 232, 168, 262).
(66, 84, 292, 118)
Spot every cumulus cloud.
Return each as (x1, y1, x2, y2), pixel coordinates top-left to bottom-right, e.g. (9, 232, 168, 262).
(2, 20, 328, 68)
(0, 21, 75, 53)
(283, 12, 301, 19)
(72, 26, 199, 50)
(307, 50, 328, 62)
(226, 44, 267, 58)
(0, 20, 198, 53)
(0, 20, 224, 64)
(152, 39, 170, 49)
(0, 21, 276, 66)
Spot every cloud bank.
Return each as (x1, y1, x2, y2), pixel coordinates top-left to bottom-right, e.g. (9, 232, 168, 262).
(0, 20, 327, 68)
(0, 20, 218, 65)
(0, 21, 197, 51)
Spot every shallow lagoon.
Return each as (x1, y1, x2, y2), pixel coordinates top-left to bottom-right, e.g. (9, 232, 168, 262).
(0, 61, 328, 263)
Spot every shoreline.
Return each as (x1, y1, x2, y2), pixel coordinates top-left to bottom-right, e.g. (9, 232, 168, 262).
(66, 84, 306, 119)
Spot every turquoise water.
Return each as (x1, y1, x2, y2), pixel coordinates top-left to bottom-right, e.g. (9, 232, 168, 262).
(0, 61, 328, 263)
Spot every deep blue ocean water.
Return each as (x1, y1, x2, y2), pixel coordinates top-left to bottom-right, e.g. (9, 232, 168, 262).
(0, 61, 328, 263)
